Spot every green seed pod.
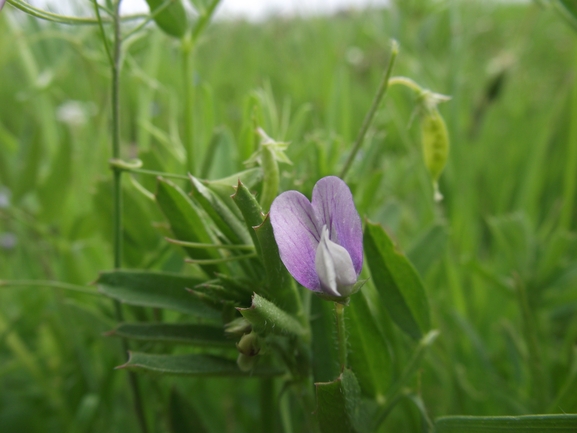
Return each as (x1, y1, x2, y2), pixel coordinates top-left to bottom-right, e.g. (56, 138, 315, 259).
(421, 107, 449, 201)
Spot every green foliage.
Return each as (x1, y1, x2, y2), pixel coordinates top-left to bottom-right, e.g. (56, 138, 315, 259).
(347, 290, 392, 400)
(155, 177, 222, 274)
(435, 414, 577, 433)
(111, 323, 231, 346)
(120, 352, 283, 376)
(189, 174, 251, 245)
(96, 270, 219, 319)
(315, 369, 366, 433)
(2, 0, 577, 432)
(364, 220, 431, 339)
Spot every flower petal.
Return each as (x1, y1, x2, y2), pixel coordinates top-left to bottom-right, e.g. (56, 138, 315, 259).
(270, 190, 322, 290)
(311, 176, 363, 275)
(315, 226, 357, 297)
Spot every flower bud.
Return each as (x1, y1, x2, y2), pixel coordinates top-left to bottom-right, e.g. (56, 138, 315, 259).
(237, 353, 257, 372)
(225, 317, 252, 337)
(236, 331, 260, 357)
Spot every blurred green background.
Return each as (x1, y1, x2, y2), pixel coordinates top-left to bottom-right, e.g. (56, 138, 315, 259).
(1, 0, 577, 431)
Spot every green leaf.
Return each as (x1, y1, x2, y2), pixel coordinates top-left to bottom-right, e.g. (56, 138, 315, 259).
(156, 177, 221, 275)
(145, 0, 189, 39)
(119, 352, 283, 377)
(96, 270, 219, 319)
(111, 323, 231, 346)
(231, 179, 264, 254)
(238, 293, 307, 339)
(168, 387, 209, 433)
(189, 174, 251, 245)
(348, 290, 392, 401)
(363, 220, 431, 340)
(203, 168, 263, 220)
(315, 369, 366, 433)
(207, 168, 263, 191)
(435, 414, 577, 433)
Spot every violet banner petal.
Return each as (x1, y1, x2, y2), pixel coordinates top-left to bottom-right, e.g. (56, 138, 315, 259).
(311, 176, 363, 275)
(270, 190, 322, 291)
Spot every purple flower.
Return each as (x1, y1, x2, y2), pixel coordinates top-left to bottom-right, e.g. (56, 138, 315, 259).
(270, 176, 363, 298)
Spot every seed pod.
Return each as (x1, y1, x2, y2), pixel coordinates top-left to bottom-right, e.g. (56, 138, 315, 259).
(421, 107, 449, 201)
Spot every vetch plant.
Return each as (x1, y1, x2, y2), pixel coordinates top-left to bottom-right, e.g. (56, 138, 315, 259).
(2, 1, 577, 432)
(270, 176, 364, 300)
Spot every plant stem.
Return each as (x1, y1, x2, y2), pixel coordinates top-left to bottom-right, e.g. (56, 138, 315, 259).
(0, 280, 99, 296)
(182, 40, 195, 175)
(191, 0, 223, 44)
(109, 2, 149, 432)
(339, 40, 398, 179)
(112, 165, 190, 180)
(7, 0, 146, 25)
(514, 274, 547, 410)
(112, 2, 122, 266)
(334, 302, 347, 372)
(560, 42, 577, 230)
(180, 0, 222, 174)
(388, 76, 422, 93)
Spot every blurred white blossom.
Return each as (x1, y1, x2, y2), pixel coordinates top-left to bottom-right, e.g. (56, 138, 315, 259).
(56, 100, 97, 126)
(0, 187, 10, 209)
(346, 46, 364, 66)
(0, 233, 17, 250)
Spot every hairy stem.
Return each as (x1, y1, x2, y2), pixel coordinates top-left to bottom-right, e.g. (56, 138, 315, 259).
(335, 302, 347, 372)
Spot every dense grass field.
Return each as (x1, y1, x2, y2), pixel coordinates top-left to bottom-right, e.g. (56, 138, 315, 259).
(1, 0, 577, 432)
